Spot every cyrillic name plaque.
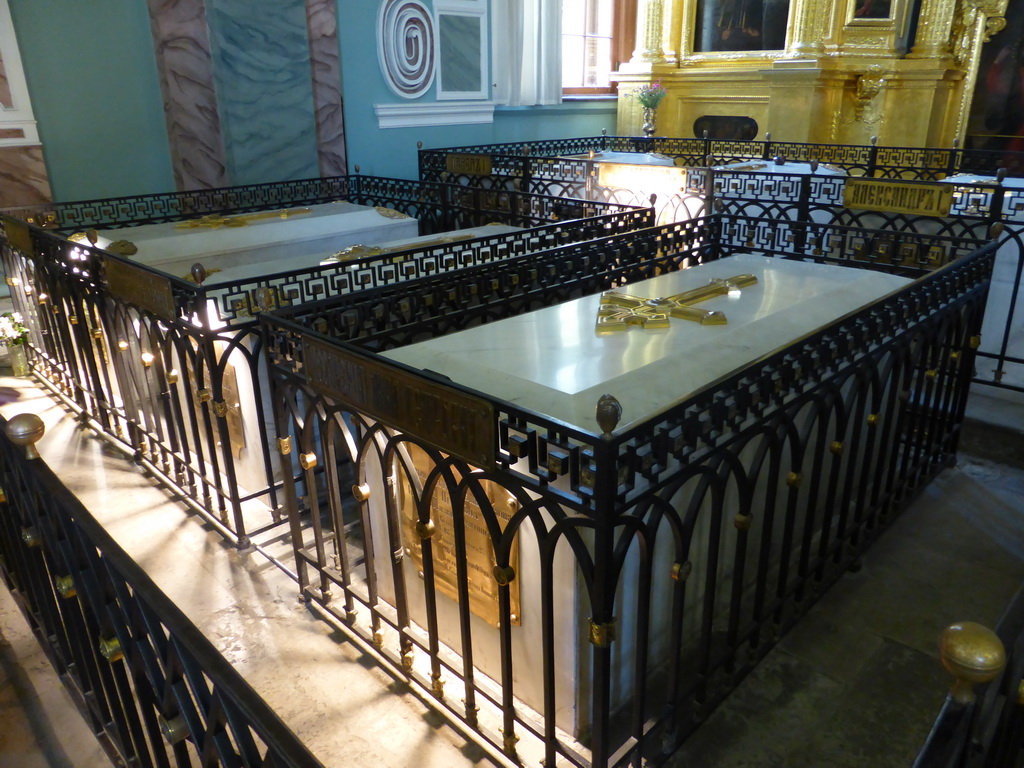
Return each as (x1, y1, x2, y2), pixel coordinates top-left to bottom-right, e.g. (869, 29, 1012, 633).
(843, 179, 953, 217)
(445, 153, 493, 176)
(105, 258, 178, 322)
(302, 335, 495, 466)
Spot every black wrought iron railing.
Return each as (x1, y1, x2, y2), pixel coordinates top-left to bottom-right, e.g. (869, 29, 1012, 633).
(915, 587, 1024, 768)
(0, 176, 650, 550)
(262, 211, 999, 768)
(0, 412, 324, 768)
(420, 135, 1024, 187)
(424, 138, 1024, 394)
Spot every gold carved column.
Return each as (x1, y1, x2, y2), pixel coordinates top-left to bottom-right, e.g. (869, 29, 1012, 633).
(910, 0, 958, 56)
(634, 0, 667, 63)
(784, 0, 830, 56)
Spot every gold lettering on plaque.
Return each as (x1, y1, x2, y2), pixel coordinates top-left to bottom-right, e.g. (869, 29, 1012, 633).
(843, 179, 953, 217)
(398, 444, 520, 628)
(105, 258, 178, 322)
(303, 335, 495, 466)
(445, 153, 493, 176)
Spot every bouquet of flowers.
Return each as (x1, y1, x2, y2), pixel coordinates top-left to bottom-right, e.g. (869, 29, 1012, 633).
(0, 311, 28, 346)
(634, 81, 667, 110)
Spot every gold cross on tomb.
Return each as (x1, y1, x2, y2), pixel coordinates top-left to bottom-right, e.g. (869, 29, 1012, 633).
(176, 207, 312, 230)
(596, 274, 758, 333)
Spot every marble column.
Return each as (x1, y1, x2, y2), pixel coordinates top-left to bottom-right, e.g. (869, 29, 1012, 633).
(0, 146, 51, 207)
(147, 0, 229, 191)
(304, 0, 347, 178)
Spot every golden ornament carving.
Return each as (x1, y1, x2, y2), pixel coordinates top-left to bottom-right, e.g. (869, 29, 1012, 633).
(373, 206, 410, 220)
(106, 240, 138, 256)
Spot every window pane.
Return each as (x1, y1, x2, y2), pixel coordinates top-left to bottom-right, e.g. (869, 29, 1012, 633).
(593, 0, 614, 37)
(583, 37, 611, 87)
(562, 0, 586, 33)
(562, 35, 585, 88)
(562, 0, 616, 90)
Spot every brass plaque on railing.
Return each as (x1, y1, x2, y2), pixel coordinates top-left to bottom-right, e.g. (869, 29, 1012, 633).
(445, 153, 493, 176)
(843, 179, 953, 217)
(105, 258, 177, 322)
(302, 335, 495, 466)
(2, 219, 32, 253)
(398, 444, 521, 628)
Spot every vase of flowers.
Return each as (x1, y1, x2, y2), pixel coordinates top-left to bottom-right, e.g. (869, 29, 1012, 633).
(0, 311, 30, 376)
(634, 81, 667, 138)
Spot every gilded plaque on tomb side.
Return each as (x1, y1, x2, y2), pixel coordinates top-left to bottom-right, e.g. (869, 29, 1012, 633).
(399, 444, 521, 628)
(843, 180, 953, 217)
(105, 258, 178, 322)
(302, 335, 495, 466)
(183, 340, 246, 459)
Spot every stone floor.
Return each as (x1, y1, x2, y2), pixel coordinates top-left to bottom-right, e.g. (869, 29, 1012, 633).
(1, 363, 1023, 768)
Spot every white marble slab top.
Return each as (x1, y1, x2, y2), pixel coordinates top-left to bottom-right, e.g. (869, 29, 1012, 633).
(561, 151, 680, 167)
(941, 173, 1024, 188)
(383, 254, 911, 432)
(97, 201, 419, 276)
(711, 160, 846, 176)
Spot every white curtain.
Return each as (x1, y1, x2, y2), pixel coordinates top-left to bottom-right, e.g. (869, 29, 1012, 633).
(492, 0, 562, 107)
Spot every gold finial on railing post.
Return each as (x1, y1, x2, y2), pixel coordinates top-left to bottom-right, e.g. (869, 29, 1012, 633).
(190, 263, 207, 286)
(5, 413, 44, 460)
(596, 394, 622, 436)
(939, 621, 1006, 704)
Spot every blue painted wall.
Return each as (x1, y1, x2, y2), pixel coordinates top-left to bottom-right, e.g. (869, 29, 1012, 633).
(8, 0, 616, 200)
(8, 0, 175, 201)
(338, 2, 617, 179)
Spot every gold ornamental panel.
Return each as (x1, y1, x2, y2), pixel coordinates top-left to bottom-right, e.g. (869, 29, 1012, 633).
(398, 444, 521, 628)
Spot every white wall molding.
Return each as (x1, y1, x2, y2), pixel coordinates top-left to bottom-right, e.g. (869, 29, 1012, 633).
(374, 101, 495, 128)
(0, 0, 41, 147)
